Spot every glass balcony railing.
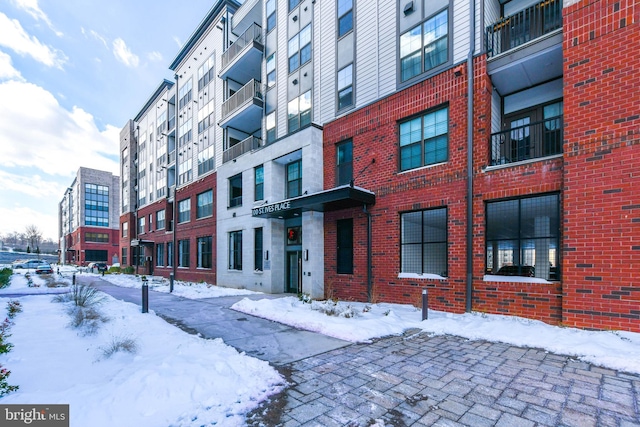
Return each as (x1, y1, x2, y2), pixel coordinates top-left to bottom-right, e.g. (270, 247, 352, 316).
(223, 136, 264, 163)
(486, 0, 562, 58)
(490, 115, 563, 166)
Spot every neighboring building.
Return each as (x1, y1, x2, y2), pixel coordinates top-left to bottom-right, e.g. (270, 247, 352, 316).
(58, 167, 120, 266)
(120, 0, 639, 332)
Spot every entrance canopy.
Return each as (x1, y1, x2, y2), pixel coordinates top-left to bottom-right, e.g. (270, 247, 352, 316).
(251, 185, 375, 219)
(130, 239, 155, 247)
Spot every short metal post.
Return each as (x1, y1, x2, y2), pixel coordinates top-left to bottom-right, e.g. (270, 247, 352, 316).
(72, 273, 76, 285)
(169, 273, 174, 293)
(422, 288, 428, 321)
(142, 278, 149, 313)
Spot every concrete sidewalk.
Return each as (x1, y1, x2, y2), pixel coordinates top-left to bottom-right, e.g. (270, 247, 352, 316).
(79, 275, 350, 365)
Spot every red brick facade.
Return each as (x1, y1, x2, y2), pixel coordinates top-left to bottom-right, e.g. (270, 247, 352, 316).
(562, 0, 640, 331)
(66, 226, 120, 266)
(323, 0, 639, 332)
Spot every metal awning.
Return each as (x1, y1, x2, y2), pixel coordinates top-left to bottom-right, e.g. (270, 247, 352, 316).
(251, 185, 375, 219)
(130, 239, 155, 247)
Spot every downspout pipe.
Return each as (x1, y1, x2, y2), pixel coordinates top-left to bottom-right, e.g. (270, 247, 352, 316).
(364, 204, 372, 302)
(465, 0, 476, 312)
(172, 73, 179, 285)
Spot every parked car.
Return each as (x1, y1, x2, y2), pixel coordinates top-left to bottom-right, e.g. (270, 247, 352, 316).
(35, 263, 53, 274)
(12, 259, 46, 269)
(87, 262, 108, 273)
(496, 265, 535, 277)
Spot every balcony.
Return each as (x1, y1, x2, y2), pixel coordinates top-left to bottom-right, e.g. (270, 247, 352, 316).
(219, 79, 263, 133)
(490, 115, 563, 166)
(219, 23, 264, 85)
(223, 136, 264, 164)
(486, 0, 563, 95)
(231, 0, 262, 36)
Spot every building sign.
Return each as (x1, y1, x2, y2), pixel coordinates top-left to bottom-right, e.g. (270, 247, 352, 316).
(252, 201, 291, 217)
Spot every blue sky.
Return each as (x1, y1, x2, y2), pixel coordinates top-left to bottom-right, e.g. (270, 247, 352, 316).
(0, 0, 218, 241)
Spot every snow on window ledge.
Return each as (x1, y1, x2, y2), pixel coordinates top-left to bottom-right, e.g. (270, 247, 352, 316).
(483, 274, 552, 284)
(398, 272, 447, 280)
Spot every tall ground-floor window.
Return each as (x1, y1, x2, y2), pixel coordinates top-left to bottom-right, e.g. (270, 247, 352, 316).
(229, 231, 242, 270)
(156, 243, 165, 267)
(167, 242, 173, 267)
(121, 248, 128, 266)
(254, 228, 263, 271)
(337, 219, 353, 274)
(178, 239, 190, 267)
(400, 207, 447, 276)
(197, 236, 212, 269)
(486, 193, 560, 280)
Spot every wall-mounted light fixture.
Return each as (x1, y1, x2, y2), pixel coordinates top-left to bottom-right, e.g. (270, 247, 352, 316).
(304, 249, 309, 261)
(403, 1, 414, 15)
(264, 250, 269, 261)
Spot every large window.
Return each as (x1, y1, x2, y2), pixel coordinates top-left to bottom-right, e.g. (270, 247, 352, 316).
(288, 91, 311, 132)
(178, 198, 191, 223)
(85, 183, 109, 227)
(286, 160, 302, 198)
(197, 100, 214, 133)
(337, 219, 353, 274)
(156, 210, 165, 230)
(401, 207, 448, 276)
(288, 24, 311, 73)
(486, 194, 559, 280)
(197, 236, 212, 269)
(137, 216, 145, 234)
(337, 64, 353, 110)
(85, 233, 108, 243)
(122, 247, 127, 266)
(229, 231, 242, 270)
(167, 242, 173, 267)
(266, 0, 276, 32)
(122, 222, 128, 238)
(178, 239, 190, 267)
(254, 228, 263, 272)
(266, 53, 276, 88)
(178, 79, 193, 110)
(156, 243, 164, 267)
(196, 190, 213, 219)
(399, 107, 448, 171)
(400, 9, 448, 82)
(337, 0, 353, 38)
(255, 165, 264, 201)
(198, 145, 215, 176)
(197, 55, 215, 91)
(229, 174, 243, 207)
(337, 140, 353, 186)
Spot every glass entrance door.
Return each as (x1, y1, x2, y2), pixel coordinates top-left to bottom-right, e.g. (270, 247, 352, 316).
(286, 251, 302, 294)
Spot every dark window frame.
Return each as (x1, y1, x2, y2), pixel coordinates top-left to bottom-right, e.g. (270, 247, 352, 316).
(399, 8, 449, 83)
(399, 106, 449, 172)
(178, 239, 190, 268)
(197, 236, 213, 269)
(336, 140, 353, 186)
(255, 165, 264, 201)
(337, 218, 353, 274)
(254, 228, 263, 271)
(196, 190, 213, 219)
(400, 207, 448, 276)
(229, 230, 243, 270)
(229, 173, 243, 208)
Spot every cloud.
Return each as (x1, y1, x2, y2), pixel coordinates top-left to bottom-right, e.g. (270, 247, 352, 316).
(113, 38, 139, 68)
(0, 205, 59, 242)
(0, 79, 120, 177)
(82, 27, 109, 50)
(0, 12, 67, 68)
(147, 51, 163, 62)
(10, 0, 63, 37)
(0, 170, 64, 199)
(0, 51, 23, 80)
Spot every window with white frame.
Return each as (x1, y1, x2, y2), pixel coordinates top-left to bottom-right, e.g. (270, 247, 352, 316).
(178, 79, 193, 109)
(288, 91, 311, 132)
(178, 198, 191, 223)
(156, 210, 165, 230)
(400, 9, 448, 82)
(196, 190, 213, 219)
(197, 100, 214, 133)
(401, 207, 448, 276)
(197, 145, 214, 176)
(399, 106, 448, 171)
(288, 24, 311, 73)
(197, 56, 214, 91)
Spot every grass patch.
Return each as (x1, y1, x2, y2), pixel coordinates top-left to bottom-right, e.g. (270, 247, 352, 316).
(67, 306, 110, 336)
(99, 336, 138, 358)
(53, 284, 104, 307)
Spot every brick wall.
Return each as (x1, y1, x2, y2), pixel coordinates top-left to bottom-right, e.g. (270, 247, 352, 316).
(562, 0, 640, 331)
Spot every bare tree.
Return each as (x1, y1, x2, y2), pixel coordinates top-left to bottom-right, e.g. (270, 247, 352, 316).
(24, 225, 42, 253)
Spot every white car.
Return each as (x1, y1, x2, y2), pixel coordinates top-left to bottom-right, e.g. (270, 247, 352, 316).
(12, 259, 46, 269)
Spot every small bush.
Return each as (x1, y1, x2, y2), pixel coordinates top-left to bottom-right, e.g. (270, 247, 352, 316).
(123, 266, 135, 275)
(100, 336, 138, 358)
(68, 306, 109, 335)
(6, 301, 22, 319)
(69, 284, 104, 307)
(0, 318, 14, 354)
(0, 366, 18, 397)
(0, 268, 12, 289)
(298, 293, 312, 304)
(108, 266, 121, 274)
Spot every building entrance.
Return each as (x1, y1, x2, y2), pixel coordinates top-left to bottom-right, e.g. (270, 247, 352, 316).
(286, 251, 302, 294)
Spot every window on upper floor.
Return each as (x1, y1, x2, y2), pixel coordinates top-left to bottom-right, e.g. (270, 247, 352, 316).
(289, 0, 301, 12)
(137, 216, 145, 234)
(156, 210, 165, 230)
(336, 140, 353, 186)
(197, 100, 214, 133)
(255, 165, 264, 201)
(196, 190, 213, 219)
(399, 106, 448, 172)
(266, 53, 276, 88)
(286, 160, 302, 198)
(288, 91, 311, 132)
(197, 145, 214, 176)
(178, 79, 193, 110)
(401, 207, 448, 276)
(197, 56, 215, 91)
(337, 63, 353, 110)
(85, 183, 109, 227)
(266, 111, 276, 143)
(229, 173, 243, 208)
(178, 198, 191, 223)
(288, 24, 311, 73)
(266, 0, 276, 32)
(400, 9, 448, 83)
(122, 222, 128, 238)
(337, 0, 353, 38)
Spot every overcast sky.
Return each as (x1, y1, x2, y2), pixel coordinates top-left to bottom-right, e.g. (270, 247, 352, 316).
(0, 0, 218, 241)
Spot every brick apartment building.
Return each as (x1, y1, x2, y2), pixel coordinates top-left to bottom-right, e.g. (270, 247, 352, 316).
(120, 0, 639, 332)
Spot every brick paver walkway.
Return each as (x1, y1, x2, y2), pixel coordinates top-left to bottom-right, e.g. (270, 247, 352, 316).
(248, 330, 640, 426)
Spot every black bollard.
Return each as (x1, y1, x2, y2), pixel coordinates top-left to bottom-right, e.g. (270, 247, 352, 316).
(142, 279, 149, 313)
(422, 288, 428, 320)
(169, 273, 174, 293)
(72, 273, 76, 285)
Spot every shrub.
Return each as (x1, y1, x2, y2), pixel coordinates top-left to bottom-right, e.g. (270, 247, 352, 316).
(53, 284, 104, 307)
(0, 318, 13, 354)
(0, 268, 12, 289)
(0, 366, 18, 397)
(99, 336, 138, 358)
(6, 301, 22, 319)
(68, 307, 109, 336)
(123, 266, 135, 275)
(108, 266, 121, 274)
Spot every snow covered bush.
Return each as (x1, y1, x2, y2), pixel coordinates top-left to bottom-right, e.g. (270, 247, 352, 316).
(54, 284, 104, 307)
(6, 300, 22, 319)
(0, 367, 18, 397)
(99, 336, 138, 358)
(0, 318, 13, 354)
(68, 307, 110, 336)
(310, 300, 359, 318)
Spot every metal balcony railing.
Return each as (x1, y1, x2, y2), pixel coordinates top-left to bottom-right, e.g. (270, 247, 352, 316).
(486, 0, 562, 58)
(223, 136, 264, 163)
(221, 23, 263, 71)
(490, 115, 563, 166)
(221, 79, 263, 121)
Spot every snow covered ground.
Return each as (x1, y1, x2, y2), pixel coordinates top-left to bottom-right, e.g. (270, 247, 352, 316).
(0, 269, 639, 426)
